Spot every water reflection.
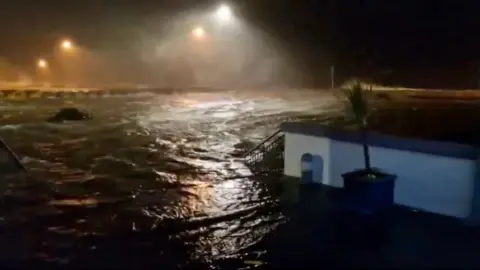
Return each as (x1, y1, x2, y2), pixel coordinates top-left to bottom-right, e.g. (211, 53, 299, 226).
(0, 90, 334, 266)
(211, 179, 247, 212)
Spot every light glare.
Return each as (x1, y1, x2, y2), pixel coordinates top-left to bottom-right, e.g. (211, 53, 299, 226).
(61, 40, 73, 50)
(192, 26, 206, 40)
(216, 4, 233, 22)
(37, 59, 48, 68)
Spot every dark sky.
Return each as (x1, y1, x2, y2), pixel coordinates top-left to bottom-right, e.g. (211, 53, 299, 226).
(1, 0, 480, 88)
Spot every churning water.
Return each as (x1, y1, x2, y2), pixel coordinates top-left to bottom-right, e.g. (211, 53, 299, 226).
(0, 89, 335, 268)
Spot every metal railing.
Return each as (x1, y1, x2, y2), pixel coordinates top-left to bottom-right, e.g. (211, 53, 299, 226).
(0, 139, 26, 174)
(244, 131, 285, 174)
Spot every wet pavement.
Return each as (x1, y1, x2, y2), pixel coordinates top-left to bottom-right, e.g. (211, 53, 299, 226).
(260, 183, 480, 269)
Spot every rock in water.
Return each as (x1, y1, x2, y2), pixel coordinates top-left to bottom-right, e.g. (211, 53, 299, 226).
(47, 107, 92, 122)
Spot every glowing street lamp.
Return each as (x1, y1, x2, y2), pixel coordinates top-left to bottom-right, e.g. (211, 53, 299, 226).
(215, 4, 233, 23)
(60, 39, 74, 51)
(192, 26, 206, 40)
(36, 58, 50, 86)
(37, 59, 48, 69)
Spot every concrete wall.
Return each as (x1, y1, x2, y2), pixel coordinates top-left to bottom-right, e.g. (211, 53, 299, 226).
(284, 133, 332, 185)
(330, 141, 475, 218)
(282, 122, 479, 219)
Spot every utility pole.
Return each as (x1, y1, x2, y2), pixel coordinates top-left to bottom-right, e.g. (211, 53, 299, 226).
(330, 65, 335, 89)
(478, 67, 480, 89)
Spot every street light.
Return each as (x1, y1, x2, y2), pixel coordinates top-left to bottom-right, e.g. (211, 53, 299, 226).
(36, 58, 50, 87)
(61, 39, 73, 51)
(37, 59, 48, 69)
(192, 26, 206, 40)
(57, 38, 78, 87)
(215, 4, 233, 23)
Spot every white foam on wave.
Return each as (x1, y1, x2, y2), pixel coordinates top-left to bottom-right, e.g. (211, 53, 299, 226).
(0, 124, 27, 130)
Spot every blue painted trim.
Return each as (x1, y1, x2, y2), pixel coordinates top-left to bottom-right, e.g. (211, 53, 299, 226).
(466, 154, 480, 226)
(281, 122, 479, 160)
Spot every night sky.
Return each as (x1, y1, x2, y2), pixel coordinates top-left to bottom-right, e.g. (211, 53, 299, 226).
(1, 0, 480, 89)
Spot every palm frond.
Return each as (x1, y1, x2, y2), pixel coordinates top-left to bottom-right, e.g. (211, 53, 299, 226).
(338, 80, 372, 128)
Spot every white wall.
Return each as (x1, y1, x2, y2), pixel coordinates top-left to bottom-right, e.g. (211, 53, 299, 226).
(284, 133, 332, 186)
(283, 132, 476, 218)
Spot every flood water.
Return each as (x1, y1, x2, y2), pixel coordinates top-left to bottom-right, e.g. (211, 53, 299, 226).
(0, 89, 335, 268)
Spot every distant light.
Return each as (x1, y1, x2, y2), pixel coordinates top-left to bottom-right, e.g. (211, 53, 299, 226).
(61, 39, 73, 50)
(192, 26, 206, 40)
(37, 59, 48, 69)
(215, 4, 233, 23)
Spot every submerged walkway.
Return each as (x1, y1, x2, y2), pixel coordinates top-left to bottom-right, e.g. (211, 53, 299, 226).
(2, 182, 479, 269)
(257, 184, 480, 268)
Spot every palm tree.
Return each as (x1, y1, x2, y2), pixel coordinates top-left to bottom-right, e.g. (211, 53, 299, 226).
(339, 81, 373, 172)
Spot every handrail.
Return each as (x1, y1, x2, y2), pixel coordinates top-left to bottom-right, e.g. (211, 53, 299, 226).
(0, 139, 26, 173)
(243, 130, 283, 158)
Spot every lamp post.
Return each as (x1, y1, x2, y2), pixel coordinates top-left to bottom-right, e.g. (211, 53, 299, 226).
(57, 38, 79, 87)
(331, 65, 335, 89)
(36, 58, 50, 87)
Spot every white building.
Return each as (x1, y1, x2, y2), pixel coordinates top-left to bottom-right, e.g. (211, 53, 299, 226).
(281, 121, 480, 221)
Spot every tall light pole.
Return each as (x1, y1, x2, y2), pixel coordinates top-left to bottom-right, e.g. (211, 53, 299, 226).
(36, 58, 50, 87)
(330, 65, 335, 89)
(57, 38, 80, 87)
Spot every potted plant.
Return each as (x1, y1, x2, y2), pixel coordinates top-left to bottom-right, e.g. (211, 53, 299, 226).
(339, 81, 397, 215)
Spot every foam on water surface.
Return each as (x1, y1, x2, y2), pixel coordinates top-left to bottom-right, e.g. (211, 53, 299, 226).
(0, 89, 335, 266)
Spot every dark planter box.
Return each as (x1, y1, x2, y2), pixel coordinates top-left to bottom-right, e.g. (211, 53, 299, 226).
(342, 169, 397, 215)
